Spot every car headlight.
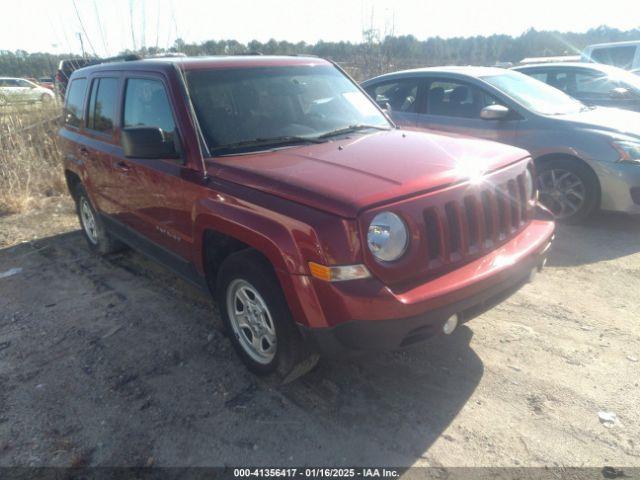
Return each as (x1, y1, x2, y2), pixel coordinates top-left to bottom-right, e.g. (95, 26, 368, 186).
(367, 212, 409, 262)
(524, 166, 535, 200)
(612, 140, 640, 164)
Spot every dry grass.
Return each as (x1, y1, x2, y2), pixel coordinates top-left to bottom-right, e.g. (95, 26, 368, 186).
(0, 103, 66, 215)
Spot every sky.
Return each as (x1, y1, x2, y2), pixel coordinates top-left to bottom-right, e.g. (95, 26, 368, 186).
(1, 0, 639, 56)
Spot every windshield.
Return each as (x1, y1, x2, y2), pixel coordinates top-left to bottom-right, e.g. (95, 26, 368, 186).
(482, 71, 586, 115)
(609, 69, 640, 91)
(186, 65, 391, 154)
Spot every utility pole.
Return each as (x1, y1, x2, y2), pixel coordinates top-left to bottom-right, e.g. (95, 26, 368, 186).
(77, 32, 86, 58)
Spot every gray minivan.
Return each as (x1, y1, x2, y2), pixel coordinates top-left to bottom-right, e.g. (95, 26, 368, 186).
(362, 67, 640, 223)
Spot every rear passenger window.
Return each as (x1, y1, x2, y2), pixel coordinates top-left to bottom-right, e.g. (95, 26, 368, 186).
(64, 78, 87, 127)
(123, 78, 176, 136)
(366, 80, 420, 112)
(87, 77, 119, 134)
(527, 72, 548, 83)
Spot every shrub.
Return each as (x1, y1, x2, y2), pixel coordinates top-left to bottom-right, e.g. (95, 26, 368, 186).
(0, 103, 66, 215)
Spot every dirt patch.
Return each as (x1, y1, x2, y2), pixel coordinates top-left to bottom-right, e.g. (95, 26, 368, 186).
(0, 203, 638, 467)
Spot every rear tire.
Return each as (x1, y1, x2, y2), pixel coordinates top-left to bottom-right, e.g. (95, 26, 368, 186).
(216, 249, 319, 382)
(74, 184, 123, 255)
(536, 158, 599, 224)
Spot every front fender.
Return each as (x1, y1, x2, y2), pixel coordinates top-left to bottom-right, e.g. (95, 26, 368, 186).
(191, 196, 308, 276)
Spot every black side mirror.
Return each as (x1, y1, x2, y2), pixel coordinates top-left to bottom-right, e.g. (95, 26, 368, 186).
(121, 127, 178, 159)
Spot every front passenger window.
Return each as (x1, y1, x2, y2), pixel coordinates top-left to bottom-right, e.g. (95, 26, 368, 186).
(426, 81, 483, 118)
(123, 78, 176, 139)
(572, 72, 618, 97)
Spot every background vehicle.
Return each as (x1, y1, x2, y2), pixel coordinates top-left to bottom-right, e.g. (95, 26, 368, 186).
(55, 58, 95, 99)
(55, 55, 141, 99)
(38, 77, 55, 90)
(582, 41, 640, 70)
(362, 67, 640, 222)
(0, 77, 55, 106)
(513, 63, 640, 112)
(59, 56, 553, 379)
(518, 55, 581, 65)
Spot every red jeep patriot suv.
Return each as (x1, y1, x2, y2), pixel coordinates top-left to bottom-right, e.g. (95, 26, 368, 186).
(59, 56, 554, 379)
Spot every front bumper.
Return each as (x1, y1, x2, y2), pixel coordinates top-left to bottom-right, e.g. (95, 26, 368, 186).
(598, 161, 640, 214)
(296, 217, 554, 357)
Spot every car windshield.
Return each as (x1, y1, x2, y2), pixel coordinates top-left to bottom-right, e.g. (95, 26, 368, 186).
(186, 65, 391, 154)
(482, 71, 586, 115)
(609, 69, 640, 91)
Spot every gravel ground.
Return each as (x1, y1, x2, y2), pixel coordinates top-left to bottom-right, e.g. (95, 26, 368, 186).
(0, 197, 638, 468)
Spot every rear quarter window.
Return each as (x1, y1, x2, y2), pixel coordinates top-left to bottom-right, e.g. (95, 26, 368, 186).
(64, 78, 88, 128)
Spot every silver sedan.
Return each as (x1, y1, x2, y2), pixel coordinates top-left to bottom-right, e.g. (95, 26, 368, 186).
(362, 67, 640, 223)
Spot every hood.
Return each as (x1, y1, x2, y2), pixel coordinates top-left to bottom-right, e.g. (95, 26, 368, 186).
(210, 129, 530, 217)
(555, 107, 640, 138)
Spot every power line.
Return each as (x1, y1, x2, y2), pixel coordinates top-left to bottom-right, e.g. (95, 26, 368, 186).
(129, 0, 137, 51)
(71, 0, 99, 57)
(155, 0, 160, 51)
(93, 0, 110, 56)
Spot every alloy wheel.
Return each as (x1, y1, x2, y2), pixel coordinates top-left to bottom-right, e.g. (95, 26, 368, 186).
(537, 168, 586, 219)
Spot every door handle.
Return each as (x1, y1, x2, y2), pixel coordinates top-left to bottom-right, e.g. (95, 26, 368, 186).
(115, 160, 131, 172)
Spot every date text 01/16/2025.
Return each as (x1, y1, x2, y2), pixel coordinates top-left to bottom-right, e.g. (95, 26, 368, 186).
(233, 468, 400, 478)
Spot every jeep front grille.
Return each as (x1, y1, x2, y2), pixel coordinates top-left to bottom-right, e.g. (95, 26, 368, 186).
(423, 172, 531, 265)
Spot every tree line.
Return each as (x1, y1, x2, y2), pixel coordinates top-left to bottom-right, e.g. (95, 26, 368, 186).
(2, 25, 639, 80)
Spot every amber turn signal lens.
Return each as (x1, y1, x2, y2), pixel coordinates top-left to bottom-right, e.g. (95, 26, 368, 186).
(308, 262, 371, 282)
(308, 262, 332, 281)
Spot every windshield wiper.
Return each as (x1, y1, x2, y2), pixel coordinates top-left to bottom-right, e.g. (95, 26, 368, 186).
(316, 124, 391, 140)
(211, 135, 324, 153)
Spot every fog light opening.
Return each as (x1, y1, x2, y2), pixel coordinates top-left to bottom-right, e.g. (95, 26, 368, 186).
(443, 314, 459, 335)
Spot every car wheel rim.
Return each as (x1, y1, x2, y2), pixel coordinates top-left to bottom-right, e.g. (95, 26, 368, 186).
(226, 279, 277, 365)
(80, 198, 99, 244)
(537, 169, 586, 219)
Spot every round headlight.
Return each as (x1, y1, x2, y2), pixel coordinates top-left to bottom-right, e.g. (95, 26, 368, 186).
(367, 212, 409, 262)
(524, 167, 535, 201)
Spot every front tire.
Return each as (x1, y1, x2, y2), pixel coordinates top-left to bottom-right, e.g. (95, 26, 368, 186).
(216, 249, 319, 381)
(536, 158, 599, 224)
(75, 184, 123, 255)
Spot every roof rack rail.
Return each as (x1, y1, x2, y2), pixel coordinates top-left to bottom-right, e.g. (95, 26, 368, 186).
(144, 52, 187, 58)
(91, 52, 187, 66)
(238, 51, 264, 56)
(99, 54, 143, 63)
